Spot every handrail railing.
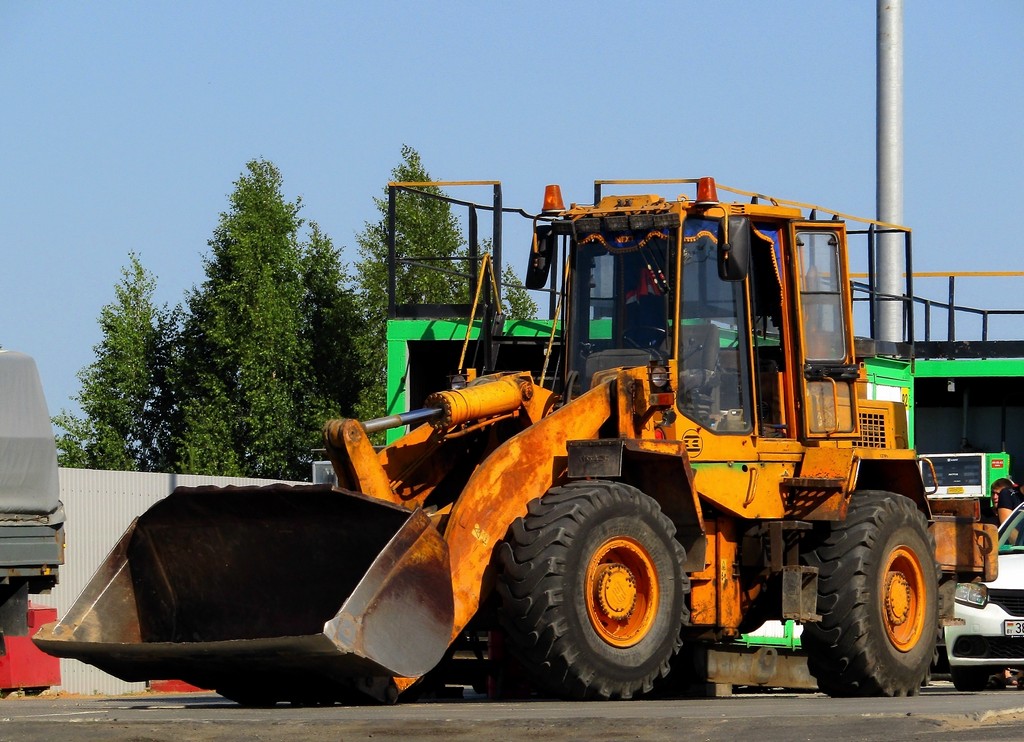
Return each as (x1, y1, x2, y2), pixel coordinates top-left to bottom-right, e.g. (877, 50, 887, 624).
(385, 181, 1024, 355)
(851, 273, 1024, 343)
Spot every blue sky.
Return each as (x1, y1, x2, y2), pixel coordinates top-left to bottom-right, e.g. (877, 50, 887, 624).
(2, 1, 1022, 418)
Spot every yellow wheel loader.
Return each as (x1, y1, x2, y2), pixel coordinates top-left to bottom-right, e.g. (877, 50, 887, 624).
(36, 178, 997, 703)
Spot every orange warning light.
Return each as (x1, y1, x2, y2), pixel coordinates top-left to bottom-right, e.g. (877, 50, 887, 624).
(695, 177, 719, 206)
(542, 184, 565, 212)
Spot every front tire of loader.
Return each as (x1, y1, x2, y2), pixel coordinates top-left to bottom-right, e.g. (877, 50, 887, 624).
(496, 481, 689, 700)
(802, 491, 938, 697)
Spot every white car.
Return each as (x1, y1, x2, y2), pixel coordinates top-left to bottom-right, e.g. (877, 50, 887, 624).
(944, 504, 1024, 691)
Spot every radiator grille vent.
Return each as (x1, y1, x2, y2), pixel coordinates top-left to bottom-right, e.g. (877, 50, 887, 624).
(854, 411, 888, 448)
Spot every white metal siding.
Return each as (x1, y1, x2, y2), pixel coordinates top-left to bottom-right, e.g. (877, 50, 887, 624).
(41, 468, 304, 695)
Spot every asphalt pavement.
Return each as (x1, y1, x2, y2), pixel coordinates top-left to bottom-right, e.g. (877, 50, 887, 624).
(3, 681, 1024, 742)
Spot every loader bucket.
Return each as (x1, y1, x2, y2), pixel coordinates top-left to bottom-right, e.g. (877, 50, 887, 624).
(34, 484, 454, 699)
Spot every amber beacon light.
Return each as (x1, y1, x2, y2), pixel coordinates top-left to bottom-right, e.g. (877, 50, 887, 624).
(695, 176, 719, 206)
(542, 184, 565, 212)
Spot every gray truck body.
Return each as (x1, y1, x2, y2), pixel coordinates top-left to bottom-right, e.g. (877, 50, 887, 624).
(0, 350, 64, 639)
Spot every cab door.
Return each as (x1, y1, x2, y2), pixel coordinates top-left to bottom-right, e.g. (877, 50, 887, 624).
(788, 223, 859, 439)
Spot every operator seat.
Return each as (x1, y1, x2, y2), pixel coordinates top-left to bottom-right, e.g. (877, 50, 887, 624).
(678, 322, 720, 419)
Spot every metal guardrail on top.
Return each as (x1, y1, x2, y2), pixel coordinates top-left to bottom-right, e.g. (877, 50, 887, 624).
(386, 181, 503, 321)
(611, 182, 1024, 353)
(851, 272, 1024, 344)
(385, 180, 1024, 357)
(386, 181, 557, 320)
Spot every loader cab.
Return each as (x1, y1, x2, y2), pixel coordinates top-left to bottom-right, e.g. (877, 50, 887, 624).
(559, 206, 757, 436)
(676, 215, 753, 434)
(565, 216, 677, 393)
(790, 225, 858, 435)
(674, 214, 860, 443)
(555, 190, 860, 446)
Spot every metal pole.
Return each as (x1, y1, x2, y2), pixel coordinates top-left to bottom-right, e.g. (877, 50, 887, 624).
(947, 275, 956, 342)
(877, 0, 904, 342)
(548, 238, 558, 320)
(867, 224, 876, 338)
(468, 205, 479, 300)
(493, 184, 502, 307)
(387, 185, 398, 319)
(905, 230, 915, 343)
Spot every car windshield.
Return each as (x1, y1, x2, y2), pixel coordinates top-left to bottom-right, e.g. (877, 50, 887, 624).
(998, 505, 1024, 553)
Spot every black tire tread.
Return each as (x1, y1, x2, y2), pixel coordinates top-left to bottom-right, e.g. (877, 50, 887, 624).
(496, 480, 689, 700)
(802, 491, 938, 697)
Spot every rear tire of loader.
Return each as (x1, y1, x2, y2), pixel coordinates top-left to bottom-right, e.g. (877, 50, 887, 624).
(802, 491, 938, 697)
(496, 480, 689, 700)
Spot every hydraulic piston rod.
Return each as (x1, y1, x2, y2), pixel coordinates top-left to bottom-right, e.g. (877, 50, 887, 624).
(361, 374, 533, 436)
(361, 407, 442, 435)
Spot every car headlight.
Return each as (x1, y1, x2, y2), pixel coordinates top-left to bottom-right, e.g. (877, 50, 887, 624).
(954, 581, 989, 608)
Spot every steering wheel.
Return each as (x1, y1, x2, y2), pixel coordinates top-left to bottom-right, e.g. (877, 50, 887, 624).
(623, 325, 667, 351)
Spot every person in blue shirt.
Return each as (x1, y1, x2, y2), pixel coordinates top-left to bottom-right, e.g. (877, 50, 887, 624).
(993, 477, 1024, 524)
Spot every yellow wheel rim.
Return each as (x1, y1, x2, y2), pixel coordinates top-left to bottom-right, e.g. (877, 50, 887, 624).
(585, 536, 659, 647)
(882, 545, 927, 652)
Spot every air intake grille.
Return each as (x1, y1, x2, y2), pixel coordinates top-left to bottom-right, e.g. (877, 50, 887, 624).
(854, 411, 888, 448)
(952, 636, 1024, 660)
(990, 589, 1024, 618)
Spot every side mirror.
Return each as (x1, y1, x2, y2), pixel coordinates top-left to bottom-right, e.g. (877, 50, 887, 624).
(525, 224, 555, 289)
(718, 216, 750, 281)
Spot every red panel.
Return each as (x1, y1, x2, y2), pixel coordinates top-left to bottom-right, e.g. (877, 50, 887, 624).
(149, 679, 208, 693)
(0, 604, 61, 691)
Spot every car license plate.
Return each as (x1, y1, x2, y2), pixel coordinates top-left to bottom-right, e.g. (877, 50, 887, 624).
(1004, 621, 1024, 636)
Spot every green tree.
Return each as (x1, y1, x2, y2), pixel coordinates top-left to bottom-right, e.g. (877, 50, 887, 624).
(54, 253, 177, 470)
(60, 159, 361, 479)
(502, 263, 537, 320)
(352, 146, 537, 421)
(352, 145, 467, 420)
(298, 222, 362, 429)
(175, 159, 358, 480)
